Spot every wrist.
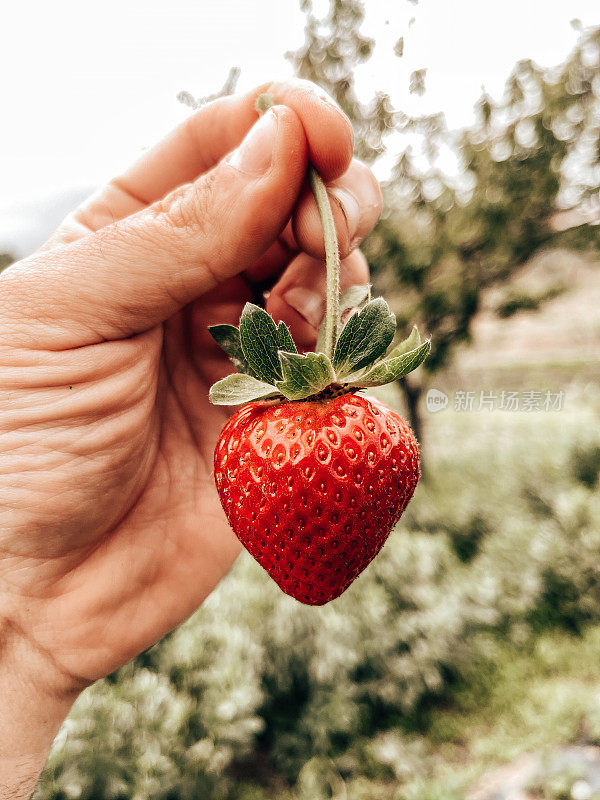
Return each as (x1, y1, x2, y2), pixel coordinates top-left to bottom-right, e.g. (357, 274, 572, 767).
(0, 619, 80, 798)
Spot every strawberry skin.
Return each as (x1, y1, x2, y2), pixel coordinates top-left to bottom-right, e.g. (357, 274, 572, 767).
(214, 393, 419, 605)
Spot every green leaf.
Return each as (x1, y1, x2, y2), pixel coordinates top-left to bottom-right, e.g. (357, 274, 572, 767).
(339, 284, 371, 319)
(386, 326, 421, 359)
(316, 284, 371, 354)
(276, 351, 336, 401)
(209, 373, 280, 405)
(239, 303, 283, 385)
(333, 298, 397, 378)
(208, 324, 254, 375)
(276, 321, 298, 354)
(346, 340, 431, 388)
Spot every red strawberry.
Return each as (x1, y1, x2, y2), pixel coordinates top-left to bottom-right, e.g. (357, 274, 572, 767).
(214, 393, 419, 604)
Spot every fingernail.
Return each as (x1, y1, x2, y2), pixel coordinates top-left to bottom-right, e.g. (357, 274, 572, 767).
(228, 109, 278, 175)
(330, 187, 360, 241)
(282, 286, 325, 330)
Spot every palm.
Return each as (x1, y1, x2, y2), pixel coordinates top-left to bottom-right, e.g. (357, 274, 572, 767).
(20, 278, 253, 686)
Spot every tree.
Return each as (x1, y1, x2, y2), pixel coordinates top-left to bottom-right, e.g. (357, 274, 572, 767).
(288, 2, 600, 442)
(286, 0, 396, 164)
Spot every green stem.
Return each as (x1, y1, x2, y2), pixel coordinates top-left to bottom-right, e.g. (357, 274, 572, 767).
(307, 165, 340, 360)
(255, 93, 340, 361)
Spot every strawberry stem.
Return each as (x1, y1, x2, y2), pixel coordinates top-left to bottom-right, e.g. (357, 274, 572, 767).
(255, 93, 341, 361)
(307, 166, 340, 359)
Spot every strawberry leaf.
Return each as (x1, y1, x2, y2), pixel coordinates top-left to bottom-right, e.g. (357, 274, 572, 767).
(386, 326, 421, 359)
(345, 340, 431, 388)
(316, 284, 371, 354)
(276, 321, 298, 354)
(333, 298, 396, 378)
(276, 351, 336, 401)
(209, 373, 280, 405)
(208, 324, 254, 375)
(339, 284, 371, 319)
(239, 303, 284, 385)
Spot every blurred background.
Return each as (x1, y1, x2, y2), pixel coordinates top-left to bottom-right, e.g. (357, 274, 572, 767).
(4, 0, 600, 797)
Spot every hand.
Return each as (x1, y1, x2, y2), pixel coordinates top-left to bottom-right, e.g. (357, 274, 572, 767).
(0, 79, 382, 790)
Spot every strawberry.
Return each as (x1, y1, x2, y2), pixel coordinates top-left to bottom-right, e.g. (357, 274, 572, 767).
(208, 289, 429, 605)
(208, 92, 430, 605)
(213, 393, 419, 604)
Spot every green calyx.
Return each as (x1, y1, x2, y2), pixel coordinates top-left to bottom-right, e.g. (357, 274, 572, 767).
(208, 297, 430, 406)
(208, 92, 430, 407)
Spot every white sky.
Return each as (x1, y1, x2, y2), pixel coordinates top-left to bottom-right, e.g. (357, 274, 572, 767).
(1, 0, 599, 219)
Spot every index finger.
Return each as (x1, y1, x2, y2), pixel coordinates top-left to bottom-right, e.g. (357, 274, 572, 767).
(114, 78, 354, 206)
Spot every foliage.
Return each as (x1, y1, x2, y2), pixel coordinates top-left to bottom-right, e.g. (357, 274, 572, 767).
(37, 394, 600, 800)
(496, 286, 566, 318)
(177, 66, 241, 110)
(288, 2, 600, 434)
(569, 438, 600, 489)
(286, 0, 394, 164)
(367, 29, 600, 374)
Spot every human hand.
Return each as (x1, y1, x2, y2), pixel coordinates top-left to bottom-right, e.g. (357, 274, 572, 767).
(0, 78, 382, 746)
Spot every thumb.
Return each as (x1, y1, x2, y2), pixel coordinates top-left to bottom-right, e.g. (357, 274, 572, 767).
(0, 106, 307, 348)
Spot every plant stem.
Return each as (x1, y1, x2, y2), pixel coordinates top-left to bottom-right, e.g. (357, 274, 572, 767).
(255, 93, 340, 361)
(307, 165, 340, 360)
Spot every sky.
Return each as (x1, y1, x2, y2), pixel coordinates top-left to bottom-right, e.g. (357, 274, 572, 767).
(1, 0, 599, 255)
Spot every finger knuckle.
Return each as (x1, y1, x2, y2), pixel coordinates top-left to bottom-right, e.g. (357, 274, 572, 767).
(159, 171, 218, 239)
(146, 170, 223, 297)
